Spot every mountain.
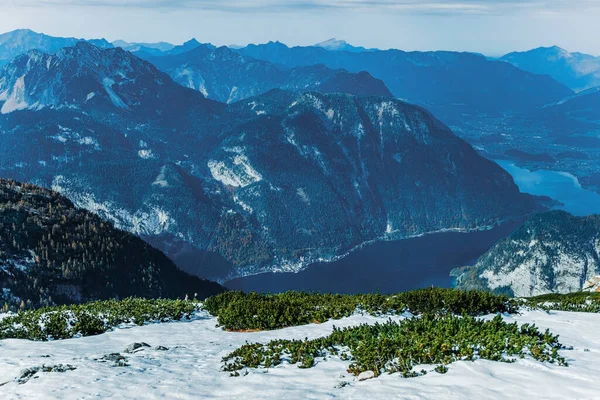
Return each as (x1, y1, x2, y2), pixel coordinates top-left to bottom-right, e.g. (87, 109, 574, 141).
(140, 45, 392, 103)
(235, 42, 574, 125)
(0, 43, 540, 283)
(313, 38, 376, 53)
(0, 178, 225, 309)
(501, 46, 600, 92)
(0, 29, 112, 65)
(455, 211, 600, 297)
(112, 39, 175, 54)
(0, 41, 222, 117)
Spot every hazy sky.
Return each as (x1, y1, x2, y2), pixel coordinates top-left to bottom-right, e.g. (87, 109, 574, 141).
(1, 0, 599, 56)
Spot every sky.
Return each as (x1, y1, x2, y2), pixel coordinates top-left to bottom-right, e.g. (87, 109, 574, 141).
(1, 0, 599, 56)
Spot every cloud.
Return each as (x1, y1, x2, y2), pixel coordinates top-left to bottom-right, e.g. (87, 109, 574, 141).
(6, 0, 600, 15)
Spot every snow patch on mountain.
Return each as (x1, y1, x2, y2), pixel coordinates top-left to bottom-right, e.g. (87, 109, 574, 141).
(51, 175, 175, 236)
(102, 78, 129, 110)
(1, 75, 28, 114)
(138, 149, 157, 160)
(208, 149, 263, 188)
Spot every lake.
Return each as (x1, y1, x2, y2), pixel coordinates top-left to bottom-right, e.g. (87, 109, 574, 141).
(496, 160, 600, 216)
(225, 220, 524, 294)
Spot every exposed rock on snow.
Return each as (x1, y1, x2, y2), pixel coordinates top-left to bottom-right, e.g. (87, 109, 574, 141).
(16, 364, 77, 385)
(124, 343, 151, 354)
(357, 371, 375, 381)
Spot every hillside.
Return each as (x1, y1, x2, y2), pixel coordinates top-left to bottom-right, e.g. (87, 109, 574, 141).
(455, 211, 600, 297)
(501, 46, 600, 91)
(0, 179, 225, 310)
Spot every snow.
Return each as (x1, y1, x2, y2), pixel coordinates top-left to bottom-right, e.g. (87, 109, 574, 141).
(102, 78, 129, 110)
(0, 309, 599, 399)
(208, 150, 263, 188)
(51, 175, 175, 237)
(138, 149, 156, 160)
(1, 75, 29, 114)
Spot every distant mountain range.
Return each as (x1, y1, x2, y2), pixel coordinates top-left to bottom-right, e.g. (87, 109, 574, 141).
(501, 46, 600, 92)
(0, 29, 112, 66)
(455, 211, 600, 297)
(313, 38, 377, 53)
(138, 44, 392, 103)
(0, 42, 540, 282)
(234, 41, 573, 126)
(0, 179, 225, 309)
(112, 39, 175, 55)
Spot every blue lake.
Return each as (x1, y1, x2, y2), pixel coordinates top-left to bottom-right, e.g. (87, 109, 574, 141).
(496, 160, 600, 216)
(225, 221, 524, 294)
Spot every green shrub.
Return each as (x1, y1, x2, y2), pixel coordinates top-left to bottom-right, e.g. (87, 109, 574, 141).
(222, 314, 567, 378)
(522, 292, 600, 313)
(0, 298, 197, 341)
(204, 288, 516, 331)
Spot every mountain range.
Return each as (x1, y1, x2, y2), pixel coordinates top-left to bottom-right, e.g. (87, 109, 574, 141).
(0, 41, 541, 283)
(138, 44, 392, 103)
(234, 41, 574, 125)
(455, 211, 600, 297)
(0, 29, 112, 67)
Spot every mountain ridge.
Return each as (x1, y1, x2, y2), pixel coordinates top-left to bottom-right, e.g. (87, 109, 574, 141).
(501, 46, 600, 91)
(139, 44, 393, 103)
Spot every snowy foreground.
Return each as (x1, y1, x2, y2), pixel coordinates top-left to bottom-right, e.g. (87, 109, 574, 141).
(1, 310, 600, 399)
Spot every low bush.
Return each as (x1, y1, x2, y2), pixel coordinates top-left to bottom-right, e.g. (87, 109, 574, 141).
(222, 314, 567, 377)
(204, 288, 516, 331)
(522, 292, 600, 313)
(0, 298, 197, 341)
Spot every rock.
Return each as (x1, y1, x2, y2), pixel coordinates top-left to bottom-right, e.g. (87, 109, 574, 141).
(583, 276, 600, 292)
(17, 364, 76, 384)
(17, 367, 41, 384)
(357, 370, 375, 381)
(99, 353, 129, 367)
(124, 342, 151, 353)
(155, 346, 169, 351)
(100, 353, 125, 362)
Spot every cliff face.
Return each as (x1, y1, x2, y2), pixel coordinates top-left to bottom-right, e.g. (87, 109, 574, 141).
(456, 211, 600, 297)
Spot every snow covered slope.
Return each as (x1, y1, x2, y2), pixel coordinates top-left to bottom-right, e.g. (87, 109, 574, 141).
(0, 309, 599, 399)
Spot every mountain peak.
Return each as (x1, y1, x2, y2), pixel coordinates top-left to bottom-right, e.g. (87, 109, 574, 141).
(314, 38, 348, 48)
(183, 38, 200, 46)
(313, 38, 375, 53)
(0, 42, 193, 114)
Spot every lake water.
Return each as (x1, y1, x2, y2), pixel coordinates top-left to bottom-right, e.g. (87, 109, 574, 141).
(496, 160, 600, 216)
(225, 221, 524, 294)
